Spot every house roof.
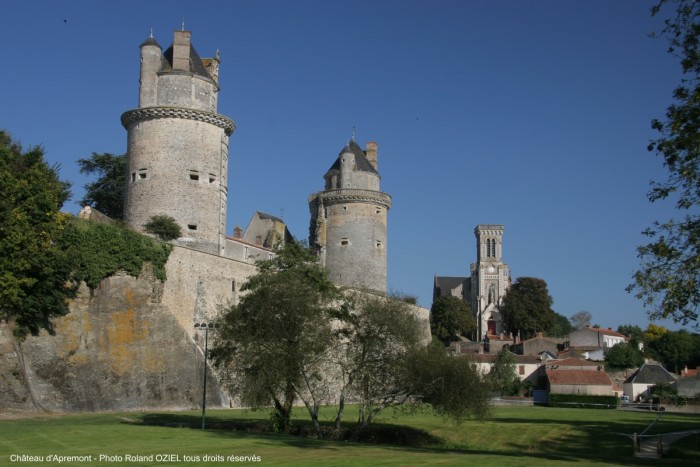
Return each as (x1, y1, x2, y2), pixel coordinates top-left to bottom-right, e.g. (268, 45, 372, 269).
(624, 363, 677, 384)
(255, 211, 284, 223)
(326, 140, 378, 175)
(434, 276, 469, 290)
(547, 369, 612, 386)
(465, 354, 541, 364)
(549, 358, 599, 368)
(579, 327, 627, 339)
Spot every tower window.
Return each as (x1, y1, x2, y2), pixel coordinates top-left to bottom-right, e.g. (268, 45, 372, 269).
(376, 240, 383, 249)
(187, 224, 198, 231)
(375, 208, 382, 214)
(189, 171, 199, 181)
(209, 174, 217, 183)
(131, 172, 136, 182)
(341, 238, 349, 246)
(138, 170, 147, 179)
(232, 280, 236, 292)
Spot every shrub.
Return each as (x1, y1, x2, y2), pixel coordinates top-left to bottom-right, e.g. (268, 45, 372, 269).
(548, 394, 618, 409)
(144, 215, 182, 241)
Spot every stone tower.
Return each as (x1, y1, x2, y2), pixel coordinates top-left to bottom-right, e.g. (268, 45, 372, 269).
(309, 140, 391, 292)
(121, 30, 235, 254)
(470, 224, 511, 339)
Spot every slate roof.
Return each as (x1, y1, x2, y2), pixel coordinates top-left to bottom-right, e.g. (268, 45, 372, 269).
(140, 36, 161, 48)
(624, 363, 677, 384)
(162, 42, 213, 81)
(434, 276, 469, 290)
(255, 211, 285, 223)
(326, 140, 378, 175)
(547, 358, 599, 368)
(547, 369, 612, 386)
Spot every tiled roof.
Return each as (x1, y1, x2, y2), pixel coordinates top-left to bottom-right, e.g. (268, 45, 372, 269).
(547, 369, 612, 386)
(549, 358, 599, 368)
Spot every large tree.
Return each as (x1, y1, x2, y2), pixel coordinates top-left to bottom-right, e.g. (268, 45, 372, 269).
(627, 1, 700, 325)
(604, 342, 645, 371)
(430, 296, 476, 344)
(570, 310, 592, 330)
(487, 347, 521, 396)
(646, 329, 695, 373)
(550, 311, 573, 338)
(0, 131, 74, 336)
(77, 152, 126, 220)
(333, 293, 423, 437)
(210, 242, 340, 437)
(501, 277, 555, 340)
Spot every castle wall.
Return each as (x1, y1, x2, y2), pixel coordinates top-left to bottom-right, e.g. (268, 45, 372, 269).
(123, 118, 229, 251)
(324, 201, 387, 292)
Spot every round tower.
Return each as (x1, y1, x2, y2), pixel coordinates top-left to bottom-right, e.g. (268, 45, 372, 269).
(121, 30, 235, 254)
(309, 140, 391, 292)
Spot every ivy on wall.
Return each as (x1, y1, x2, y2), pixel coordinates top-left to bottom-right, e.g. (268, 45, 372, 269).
(59, 218, 172, 289)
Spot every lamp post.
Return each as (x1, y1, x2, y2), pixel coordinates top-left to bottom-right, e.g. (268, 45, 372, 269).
(194, 322, 214, 430)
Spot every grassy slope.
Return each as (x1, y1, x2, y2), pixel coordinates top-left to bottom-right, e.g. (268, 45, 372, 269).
(0, 406, 698, 466)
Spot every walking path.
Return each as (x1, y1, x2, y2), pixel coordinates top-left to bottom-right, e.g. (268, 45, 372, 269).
(634, 429, 700, 459)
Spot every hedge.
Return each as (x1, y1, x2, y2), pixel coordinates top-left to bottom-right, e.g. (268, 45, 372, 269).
(547, 394, 619, 409)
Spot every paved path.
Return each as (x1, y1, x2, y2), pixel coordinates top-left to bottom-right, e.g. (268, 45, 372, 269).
(634, 429, 700, 459)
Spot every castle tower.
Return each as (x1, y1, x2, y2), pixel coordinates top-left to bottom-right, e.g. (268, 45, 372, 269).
(121, 30, 235, 254)
(309, 140, 391, 292)
(470, 225, 511, 339)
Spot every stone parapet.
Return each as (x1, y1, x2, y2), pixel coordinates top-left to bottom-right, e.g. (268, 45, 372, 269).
(312, 188, 392, 209)
(121, 107, 236, 136)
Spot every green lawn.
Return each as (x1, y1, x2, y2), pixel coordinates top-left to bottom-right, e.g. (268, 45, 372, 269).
(0, 406, 698, 466)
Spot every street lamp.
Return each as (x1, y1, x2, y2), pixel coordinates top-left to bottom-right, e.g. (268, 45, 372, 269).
(194, 322, 215, 430)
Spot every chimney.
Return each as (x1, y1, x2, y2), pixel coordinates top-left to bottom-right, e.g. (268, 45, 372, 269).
(233, 226, 242, 239)
(365, 142, 378, 171)
(172, 30, 191, 72)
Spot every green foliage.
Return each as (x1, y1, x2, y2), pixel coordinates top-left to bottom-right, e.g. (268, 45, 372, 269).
(211, 241, 340, 437)
(550, 311, 573, 338)
(430, 296, 476, 344)
(487, 347, 521, 396)
(617, 324, 644, 344)
(77, 152, 126, 220)
(547, 394, 619, 409)
(144, 214, 182, 241)
(58, 218, 171, 288)
(408, 340, 491, 424)
(0, 131, 74, 337)
(646, 329, 695, 373)
(502, 277, 555, 340)
(604, 342, 645, 371)
(628, 1, 700, 324)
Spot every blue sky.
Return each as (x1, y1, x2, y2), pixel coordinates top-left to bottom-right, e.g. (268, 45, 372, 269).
(1, 0, 692, 331)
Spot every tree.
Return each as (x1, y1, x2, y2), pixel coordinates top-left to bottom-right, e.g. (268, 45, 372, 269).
(333, 293, 423, 437)
(604, 342, 645, 370)
(647, 329, 695, 373)
(550, 312, 573, 338)
(144, 215, 181, 241)
(0, 131, 74, 337)
(501, 277, 555, 340)
(487, 347, 521, 396)
(210, 242, 340, 437)
(569, 310, 592, 330)
(627, 1, 700, 325)
(617, 324, 645, 344)
(430, 296, 476, 344)
(77, 152, 126, 220)
(408, 340, 491, 424)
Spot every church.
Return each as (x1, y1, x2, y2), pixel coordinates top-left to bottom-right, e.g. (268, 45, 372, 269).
(433, 225, 512, 341)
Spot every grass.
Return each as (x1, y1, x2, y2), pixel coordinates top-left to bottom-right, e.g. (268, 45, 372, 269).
(0, 405, 698, 466)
